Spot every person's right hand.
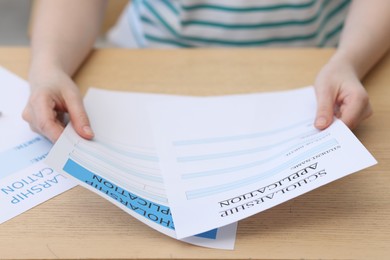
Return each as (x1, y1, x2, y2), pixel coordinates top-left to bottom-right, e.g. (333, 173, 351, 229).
(23, 68, 94, 143)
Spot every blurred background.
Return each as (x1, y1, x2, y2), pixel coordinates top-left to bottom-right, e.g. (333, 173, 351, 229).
(0, 0, 129, 47)
(0, 0, 31, 46)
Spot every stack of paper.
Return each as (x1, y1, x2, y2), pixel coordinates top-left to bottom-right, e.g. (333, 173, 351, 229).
(46, 87, 376, 249)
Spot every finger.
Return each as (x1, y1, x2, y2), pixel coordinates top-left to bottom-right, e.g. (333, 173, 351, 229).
(44, 122, 64, 143)
(314, 85, 336, 130)
(32, 98, 65, 143)
(22, 104, 33, 124)
(64, 90, 94, 140)
(339, 94, 372, 129)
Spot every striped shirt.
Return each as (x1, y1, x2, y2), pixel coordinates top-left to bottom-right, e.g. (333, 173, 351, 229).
(107, 0, 351, 48)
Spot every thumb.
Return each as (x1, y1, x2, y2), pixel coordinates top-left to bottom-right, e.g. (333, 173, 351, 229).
(314, 85, 336, 130)
(65, 92, 94, 140)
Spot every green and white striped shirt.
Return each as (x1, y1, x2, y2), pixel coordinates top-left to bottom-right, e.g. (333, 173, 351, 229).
(108, 0, 351, 48)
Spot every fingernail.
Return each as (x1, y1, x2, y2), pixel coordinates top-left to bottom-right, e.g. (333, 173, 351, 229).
(315, 117, 327, 128)
(83, 126, 94, 137)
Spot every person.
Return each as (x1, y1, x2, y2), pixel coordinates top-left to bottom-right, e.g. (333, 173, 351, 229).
(23, 0, 390, 143)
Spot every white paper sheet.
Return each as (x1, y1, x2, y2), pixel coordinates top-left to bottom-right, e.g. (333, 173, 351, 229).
(46, 88, 237, 250)
(0, 67, 76, 224)
(46, 86, 376, 245)
(149, 87, 377, 238)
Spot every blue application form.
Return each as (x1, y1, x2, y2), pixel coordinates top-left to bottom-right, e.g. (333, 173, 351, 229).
(0, 67, 75, 224)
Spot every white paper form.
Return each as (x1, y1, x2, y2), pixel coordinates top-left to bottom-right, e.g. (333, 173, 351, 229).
(0, 67, 76, 224)
(46, 88, 237, 250)
(149, 87, 377, 238)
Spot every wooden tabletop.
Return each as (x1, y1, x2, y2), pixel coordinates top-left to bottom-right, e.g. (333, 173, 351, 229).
(0, 48, 389, 260)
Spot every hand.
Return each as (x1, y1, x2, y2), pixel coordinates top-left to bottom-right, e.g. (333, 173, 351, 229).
(314, 53, 372, 130)
(23, 67, 94, 142)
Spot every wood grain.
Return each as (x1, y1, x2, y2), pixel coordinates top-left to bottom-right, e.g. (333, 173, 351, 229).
(0, 48, 389, 260)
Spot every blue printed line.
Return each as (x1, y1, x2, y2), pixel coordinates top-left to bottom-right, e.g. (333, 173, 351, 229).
(173, 118, 313, 146)
(68, 154, 166, 203)
(181, 133, 330, 179)
(177, 130, 320, 162)
(73, 145, 163, 183)
(78, 140, 159, 171)
(78, 141, 159, 162)
(185, 139, 338, 199)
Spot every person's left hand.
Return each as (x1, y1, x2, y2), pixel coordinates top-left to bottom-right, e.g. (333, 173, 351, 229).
(314, 53, 373, 130)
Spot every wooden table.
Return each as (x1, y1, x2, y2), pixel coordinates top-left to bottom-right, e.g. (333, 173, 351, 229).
(0, 48, 389, 260)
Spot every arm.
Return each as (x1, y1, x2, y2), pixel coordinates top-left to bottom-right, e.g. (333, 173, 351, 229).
(314, 0, 390, 130)
(23, 0, 107, 142)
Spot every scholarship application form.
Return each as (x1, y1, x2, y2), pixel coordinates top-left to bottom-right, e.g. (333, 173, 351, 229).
(46, 88, 237, 250)
(47, 87, 376, 242)
(149, 87, 376, 238)
(0, 67, 75, 224)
